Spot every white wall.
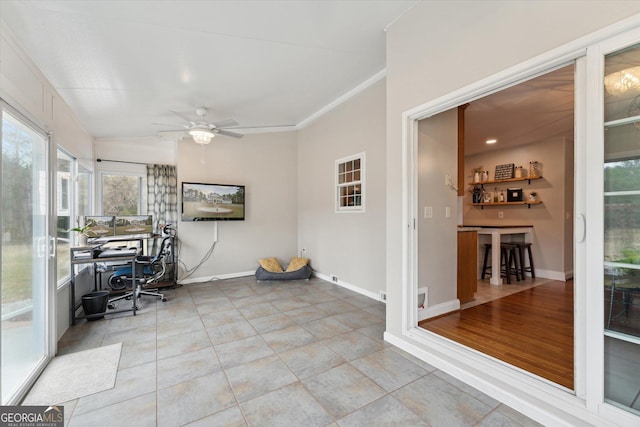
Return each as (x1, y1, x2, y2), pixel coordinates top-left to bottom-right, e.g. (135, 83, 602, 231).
(417, 110, 458, 308)
(0, 21, 93, 160)
(464, 138, 573, 279)
(94, 137, 176, 167)
(177, 132, 298, 281)
(297, 80, 386, 298)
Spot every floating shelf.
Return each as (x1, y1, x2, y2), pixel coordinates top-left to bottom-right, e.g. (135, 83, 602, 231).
(469, 175, 543, 186)
(472, 201, 543, 209)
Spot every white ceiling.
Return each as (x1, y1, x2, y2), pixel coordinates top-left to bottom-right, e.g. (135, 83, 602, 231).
(0, 0, 416, 139)
(464, 65, 575, 156)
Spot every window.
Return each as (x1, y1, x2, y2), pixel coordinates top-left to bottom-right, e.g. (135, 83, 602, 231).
(56, 150, 72, 283)
(99, 172, 146, 215)
(336, 152, 365, 212)
(56, 150, 93, 286)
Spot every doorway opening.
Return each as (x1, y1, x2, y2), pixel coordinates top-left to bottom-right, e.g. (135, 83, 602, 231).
(414, 64, 576, 390)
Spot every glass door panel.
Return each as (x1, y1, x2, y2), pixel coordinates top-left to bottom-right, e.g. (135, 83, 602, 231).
(1, 109, 50, 404)
(603, 43, 640, 416)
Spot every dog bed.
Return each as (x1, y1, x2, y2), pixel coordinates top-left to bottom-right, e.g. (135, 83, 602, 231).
(255, 257, 312, 281)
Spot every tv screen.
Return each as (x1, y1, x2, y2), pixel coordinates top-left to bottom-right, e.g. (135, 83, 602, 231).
(181, 182, 245, 221)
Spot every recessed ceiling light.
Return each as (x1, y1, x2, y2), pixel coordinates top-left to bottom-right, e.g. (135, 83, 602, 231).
(486, 139, 497, 144)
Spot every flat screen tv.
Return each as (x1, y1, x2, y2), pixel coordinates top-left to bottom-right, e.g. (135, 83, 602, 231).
(181, 182, 245, 221)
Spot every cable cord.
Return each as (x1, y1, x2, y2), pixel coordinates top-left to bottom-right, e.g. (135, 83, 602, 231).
(176, 235, 217, 281)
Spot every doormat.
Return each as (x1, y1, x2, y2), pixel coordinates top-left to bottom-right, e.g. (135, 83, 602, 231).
(23, 343, 122, 405)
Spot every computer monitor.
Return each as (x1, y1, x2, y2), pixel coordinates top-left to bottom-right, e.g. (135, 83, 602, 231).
(114, 215, 153, 236)
(83, 216, 115, 237)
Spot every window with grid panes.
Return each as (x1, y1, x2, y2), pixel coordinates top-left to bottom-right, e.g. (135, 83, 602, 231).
(336, 153, 365, 212)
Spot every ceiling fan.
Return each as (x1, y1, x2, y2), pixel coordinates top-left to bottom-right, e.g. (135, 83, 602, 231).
(154, 107, 244, 144)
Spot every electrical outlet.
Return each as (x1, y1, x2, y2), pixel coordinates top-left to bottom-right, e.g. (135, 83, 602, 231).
(379, 291, 387, 301)
(498, 211, 504, 219)
(331, 275, 338, 283)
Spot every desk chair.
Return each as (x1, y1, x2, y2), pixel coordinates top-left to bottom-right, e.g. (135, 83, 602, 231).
(108, 236, 172, 305)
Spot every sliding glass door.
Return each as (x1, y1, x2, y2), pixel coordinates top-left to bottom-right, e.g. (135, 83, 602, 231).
(1, 106, 52, 404)
(601, 40, 640, 417)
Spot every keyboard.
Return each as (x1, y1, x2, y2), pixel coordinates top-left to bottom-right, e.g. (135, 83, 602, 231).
(97, 248, 138, 258)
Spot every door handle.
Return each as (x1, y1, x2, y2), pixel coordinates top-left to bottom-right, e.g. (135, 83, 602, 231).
(575, 214, 586, 243)
(49, 236, 57, 258)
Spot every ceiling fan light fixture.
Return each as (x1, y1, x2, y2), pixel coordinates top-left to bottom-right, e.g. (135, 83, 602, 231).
(189, 128, 214, 145)
(604, 66, 640, 96)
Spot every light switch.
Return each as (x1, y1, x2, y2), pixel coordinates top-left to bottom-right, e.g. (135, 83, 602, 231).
(445, 206, 451, 218)
(424, 206, 433, 218)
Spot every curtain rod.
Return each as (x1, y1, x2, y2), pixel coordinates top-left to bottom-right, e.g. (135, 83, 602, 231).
(96, 158, 147, 166)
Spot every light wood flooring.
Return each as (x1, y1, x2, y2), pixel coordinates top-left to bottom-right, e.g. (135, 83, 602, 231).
(419, 279, 574, 390)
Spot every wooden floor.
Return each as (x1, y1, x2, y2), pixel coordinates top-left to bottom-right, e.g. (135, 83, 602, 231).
(419, 280, 574, 389)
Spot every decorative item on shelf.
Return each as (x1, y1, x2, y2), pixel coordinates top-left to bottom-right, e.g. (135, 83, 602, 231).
(507, 188, 524, 202)
(494, 163, 515, 180)
(514, 165, 526, 179)
(529, 191, 537, 202)
(499, 190, 505, 202)
(472, 166, 484, 183)
(481, 171, 489, 182)
(483, 191, 492, 203)
(529, 161, 542, 177)
(68, 223, 94, 247)
(493, 187, 499, 203)
(472, 185, 483, 204)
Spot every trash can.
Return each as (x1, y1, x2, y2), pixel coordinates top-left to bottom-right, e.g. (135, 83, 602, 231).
(81, 291, 110, 321)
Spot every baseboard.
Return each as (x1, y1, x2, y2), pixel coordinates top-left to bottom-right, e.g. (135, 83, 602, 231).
(312, 271, 383, 302)
(535, 269, 569, 281)
(419, 298, 460, 321)
(178, 270, 255, 285)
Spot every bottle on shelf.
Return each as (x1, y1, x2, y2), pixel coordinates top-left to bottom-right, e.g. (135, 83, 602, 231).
(499, 191, 505, 202)
(493, 187, 498, 203)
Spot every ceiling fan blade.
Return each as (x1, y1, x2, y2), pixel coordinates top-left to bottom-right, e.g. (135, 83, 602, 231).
(211, 118, 239, 129)
(214, 129, 244, 138)
(153, 122, 188, 128)
(157, 129, 187, 134)
(169, 110, 196, 125)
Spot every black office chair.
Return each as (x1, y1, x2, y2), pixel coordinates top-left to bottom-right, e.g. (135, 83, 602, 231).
(108, 236, 173, 305)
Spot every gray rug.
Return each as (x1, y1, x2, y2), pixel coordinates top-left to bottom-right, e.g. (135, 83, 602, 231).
(23, 343, 122, 405)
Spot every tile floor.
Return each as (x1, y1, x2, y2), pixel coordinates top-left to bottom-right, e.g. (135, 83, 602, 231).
(48, 276, 541, 426)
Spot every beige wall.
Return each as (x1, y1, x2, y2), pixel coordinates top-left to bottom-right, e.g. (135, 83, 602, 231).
(297, 80, 386, 297)
(385, 0, 640, 338)
(177, 131, 298, 281)
(464, 138, 574, 279)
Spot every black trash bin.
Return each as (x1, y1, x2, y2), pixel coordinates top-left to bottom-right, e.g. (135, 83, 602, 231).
(81, 291, 110, 321)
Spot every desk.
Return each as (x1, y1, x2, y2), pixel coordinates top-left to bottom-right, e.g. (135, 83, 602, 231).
(69, 245, 140, 325)
(464, 225, 533, 285)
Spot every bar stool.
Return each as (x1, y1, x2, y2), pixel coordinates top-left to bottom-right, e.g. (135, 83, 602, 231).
(481, 243, 521, 284)
(501, 243, 521, 283)
(515, 242, 536, 278)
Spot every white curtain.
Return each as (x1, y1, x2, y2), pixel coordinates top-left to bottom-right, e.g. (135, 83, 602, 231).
(147, 164, 177, 234)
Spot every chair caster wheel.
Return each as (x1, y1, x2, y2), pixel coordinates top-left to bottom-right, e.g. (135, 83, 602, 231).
(107, 303, 116, 310)
(161, 297, 167, 302)
(125, 296, 131, 300)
